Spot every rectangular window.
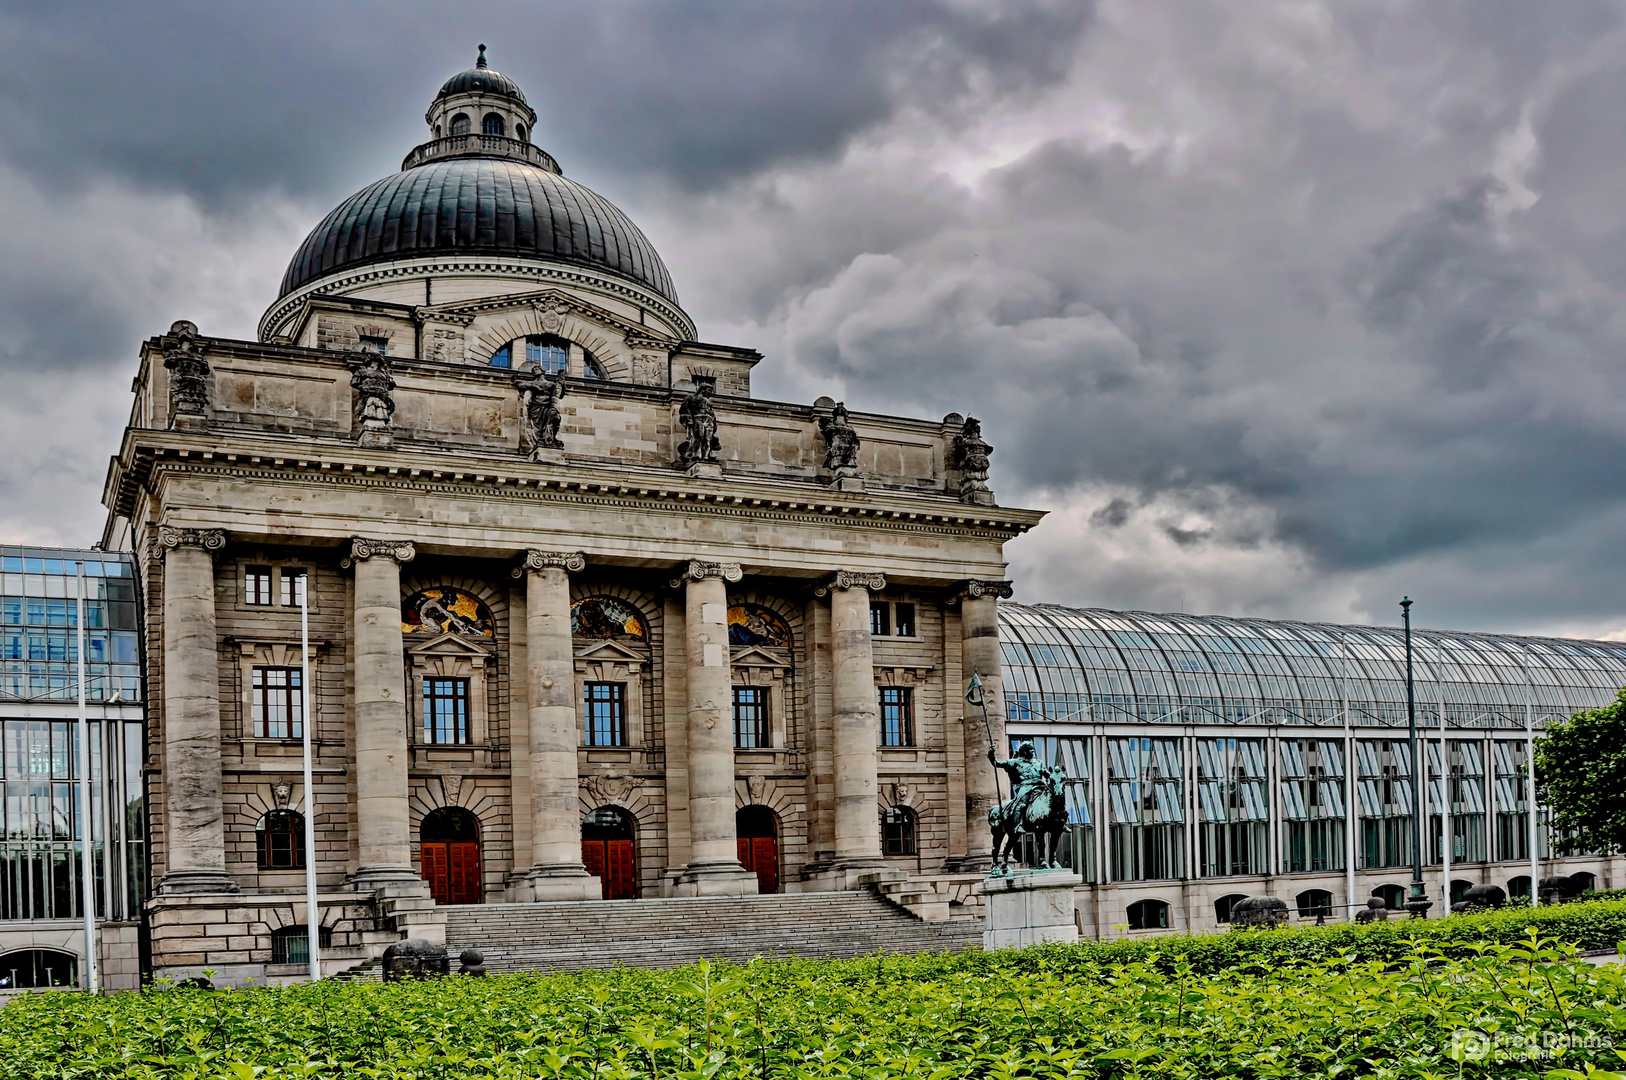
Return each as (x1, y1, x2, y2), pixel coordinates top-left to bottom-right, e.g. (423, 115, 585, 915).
(1107, 736, 1185, 881)
(583, 682, 627, 747)
(878, 687, 913, 747)
(280, 569, 307, 607)
(251, 667, 303, 739)
(733, 686, 769, 749)
(893, 603, 916, 637)
(245, 566, 272, 606)
(869, 601, 890, 637)
(422, 678, 470, 745)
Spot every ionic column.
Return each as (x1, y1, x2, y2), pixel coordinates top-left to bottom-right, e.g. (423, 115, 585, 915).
(344, 537, 419, 891)
(516, 550, 598, 900)
(157, 526, 237, 894)
(958, 579, 1013, 869)
(673, 561, 757, 895)
(817, 570, 887, 872)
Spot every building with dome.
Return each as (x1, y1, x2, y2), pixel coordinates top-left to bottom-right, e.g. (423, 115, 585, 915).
(36, 50, 1612, 986)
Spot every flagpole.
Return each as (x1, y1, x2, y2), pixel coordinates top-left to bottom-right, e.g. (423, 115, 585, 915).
(300, 573, 320, 982)
(76, 562, 99, 993)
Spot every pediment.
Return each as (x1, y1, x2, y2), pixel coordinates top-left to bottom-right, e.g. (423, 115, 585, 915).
(730, 645, 791, 668)
(574, 638, 647, 664)
(406, 631, 493, 658)
(422, 289, 675, 345)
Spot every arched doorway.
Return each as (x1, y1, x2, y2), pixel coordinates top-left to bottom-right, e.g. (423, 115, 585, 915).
(582, 807, 636, 899)
(736, 805, 779, 894)
(420, 807, 482, 906)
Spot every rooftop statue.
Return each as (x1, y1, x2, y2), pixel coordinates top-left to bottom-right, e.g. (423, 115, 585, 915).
(349, 351, 396, 447)
(677, 382, 721, 468)
(820, 401, 862, 474)
(515, 364, 566, 457)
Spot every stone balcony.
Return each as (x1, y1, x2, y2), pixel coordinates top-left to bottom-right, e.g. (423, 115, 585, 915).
(402, 135, 562, 174)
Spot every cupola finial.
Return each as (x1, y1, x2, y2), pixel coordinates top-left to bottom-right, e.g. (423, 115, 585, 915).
(476, 44, 488, 69)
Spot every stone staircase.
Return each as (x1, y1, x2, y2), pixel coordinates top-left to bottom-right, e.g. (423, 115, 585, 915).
(444, 891, 983, 972)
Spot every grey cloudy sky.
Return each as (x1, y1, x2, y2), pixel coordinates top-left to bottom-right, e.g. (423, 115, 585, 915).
(2, 0, 1624, 638)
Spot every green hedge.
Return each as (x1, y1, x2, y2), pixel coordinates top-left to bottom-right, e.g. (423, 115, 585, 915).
(3, 933, 1625, 1079)
(967, 896, 1626, 976)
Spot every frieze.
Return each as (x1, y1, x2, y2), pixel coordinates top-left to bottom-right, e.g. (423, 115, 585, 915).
(342, 537, 416, 567)
(669, 560, 743, 587)
(157, 526, 227, 554)
(812, 570, 887, 596)
(511, 550, 588, 577)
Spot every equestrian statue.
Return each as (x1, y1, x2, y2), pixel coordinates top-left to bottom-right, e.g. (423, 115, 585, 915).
(986, 742, 1069, 873)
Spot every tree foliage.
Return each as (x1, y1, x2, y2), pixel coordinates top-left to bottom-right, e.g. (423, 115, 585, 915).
(1537, 687, 1626, 855)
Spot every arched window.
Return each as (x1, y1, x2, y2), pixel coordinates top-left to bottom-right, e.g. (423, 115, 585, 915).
(482, 112, 505, 136)
(1450, 879, 1475, 905)
(450, 113, 471, 136)
(515, 123, 527, 142)
(1295, 889, 1333, 919)
(582, 352, 605, 379)
(270, 924, 332, 965)
(1570, 871, 1597, 895)
(257, 809, 305, 870)
(881, 805, 917, 856)
(1508, 875, 1531, 900)
(525, 334, 570, 374)
(0, 949, 75, 989)
(1127, 898, 1169, 930)
(1372, 883, 1406, 910)
(489, 343, 512, 368)
(1214, 893, 1249, 924)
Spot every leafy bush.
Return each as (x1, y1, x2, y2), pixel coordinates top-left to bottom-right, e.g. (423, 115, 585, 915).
(4, 929, 1626, 1078)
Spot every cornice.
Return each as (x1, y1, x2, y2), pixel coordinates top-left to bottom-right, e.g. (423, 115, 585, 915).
(259, 255, 696, 342)
(114, 438, 1042, 543)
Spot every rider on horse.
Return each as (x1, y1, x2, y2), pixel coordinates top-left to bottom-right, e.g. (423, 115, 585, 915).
(986, 742, 1069, 871)
(987, 741, 1051, 835)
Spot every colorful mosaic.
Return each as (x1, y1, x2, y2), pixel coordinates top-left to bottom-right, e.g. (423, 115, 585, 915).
(729, 604, 791, 648)
(402, 587, 494, 637)
(572, 596, 648, 640)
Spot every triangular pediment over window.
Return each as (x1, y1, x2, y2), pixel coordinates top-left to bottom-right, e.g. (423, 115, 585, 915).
(730, 645, 791, 669)
(574, 638, 647, 665)
(406, 631, 493, 660)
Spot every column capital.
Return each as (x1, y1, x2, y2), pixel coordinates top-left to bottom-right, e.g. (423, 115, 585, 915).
(813, 570, 886, 597)
(511, 550, 587, 578)
(157, 525, 227, 555)
(946, 579, 1014, 604)
(669, 560, 743, 587)
(342, 537, 416, 568)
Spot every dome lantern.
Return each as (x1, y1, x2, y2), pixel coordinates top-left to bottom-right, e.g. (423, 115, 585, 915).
(423, 44, 540, 153)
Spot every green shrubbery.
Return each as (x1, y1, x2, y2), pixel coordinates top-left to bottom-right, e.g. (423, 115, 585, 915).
(6, 904, 1626, 1078)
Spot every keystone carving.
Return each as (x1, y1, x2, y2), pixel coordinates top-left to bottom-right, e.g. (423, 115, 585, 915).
(819, 401, 862, 475)
(677, 382, 721, 468)
(162, 320, 211, 422)
(348, 351, 397, 448)
(341, 537, 416, 567)
(511, 550, 588, 577)
(947, 579, 1015, 605)
(812, 570, 886, 597)
(668, 560, 743, 588)
(536, 298, 569, 334)
(157, 526, 227, 554)
(953, 416, 995, 505)
(515, 364, 566, 457)
(272, 782, 292, 809)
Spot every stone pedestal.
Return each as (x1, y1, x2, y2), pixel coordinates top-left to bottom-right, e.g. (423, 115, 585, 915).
(976, 870, 1081, 950)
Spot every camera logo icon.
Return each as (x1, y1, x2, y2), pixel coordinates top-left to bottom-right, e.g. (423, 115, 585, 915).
(1449, 1029, 1492, 1062)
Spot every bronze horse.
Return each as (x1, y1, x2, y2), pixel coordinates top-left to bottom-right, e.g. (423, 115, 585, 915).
(988, 761, 1069, 873)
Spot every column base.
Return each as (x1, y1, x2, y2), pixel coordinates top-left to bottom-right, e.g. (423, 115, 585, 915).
(520, 864, 601, 901)
(348, 866, 428, 894)
(671, 859, 760, 897)
(157, 869, 241, 896)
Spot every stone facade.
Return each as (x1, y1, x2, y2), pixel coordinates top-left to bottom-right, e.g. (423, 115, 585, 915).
(99, 53, 1042, 982)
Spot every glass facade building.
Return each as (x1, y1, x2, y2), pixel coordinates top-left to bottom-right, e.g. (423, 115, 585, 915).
(1001, 603, 1620, 897)
(0, 548, 146, 939)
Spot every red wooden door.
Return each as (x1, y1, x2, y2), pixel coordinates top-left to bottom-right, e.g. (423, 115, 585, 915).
(421, 841, 482, 905)
(582, 839, 637, 899)
(737, 835, 778, 894)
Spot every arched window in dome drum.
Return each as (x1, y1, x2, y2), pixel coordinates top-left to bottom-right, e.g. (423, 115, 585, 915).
(582, 352, 605, 379)
(515, 123, 527, 142)
(482, 112, 505, 136)
(525, 335, 569, 374)
(489, 344, 511, 369)
(450, 113, 471, 136)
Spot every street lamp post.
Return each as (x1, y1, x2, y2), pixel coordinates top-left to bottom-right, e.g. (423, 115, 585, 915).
(1401, 598, 1430, 917)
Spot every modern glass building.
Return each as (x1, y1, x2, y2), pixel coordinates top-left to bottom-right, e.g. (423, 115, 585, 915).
(1000, 603, 1623, 934)
(0, 547, 145, 990)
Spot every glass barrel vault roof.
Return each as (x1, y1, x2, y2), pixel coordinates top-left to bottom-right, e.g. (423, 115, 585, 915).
(1000, 603, 1626, 731)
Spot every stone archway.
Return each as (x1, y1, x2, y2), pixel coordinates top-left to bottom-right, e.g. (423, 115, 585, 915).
(736, 805, 780, 895)
(582, 806, 637, 900)
(420, 806, 482, 905)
